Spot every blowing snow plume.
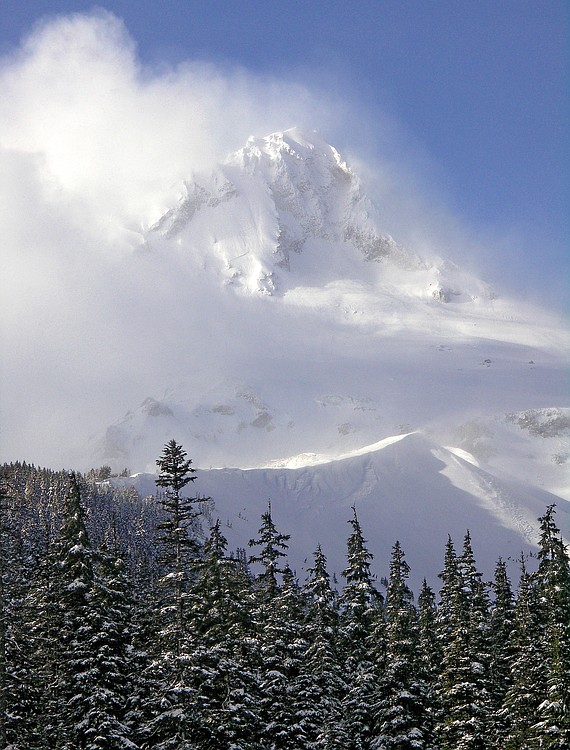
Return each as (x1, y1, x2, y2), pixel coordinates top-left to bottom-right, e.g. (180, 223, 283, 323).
(0, 11, 568, 477)
(0, 10, 339, 466)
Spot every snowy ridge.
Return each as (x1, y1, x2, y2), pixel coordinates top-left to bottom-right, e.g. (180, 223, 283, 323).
(116, 431, 570, 589)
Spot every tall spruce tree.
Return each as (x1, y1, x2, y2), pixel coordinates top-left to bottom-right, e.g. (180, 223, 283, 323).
(26, 519, 69, 748)
(435, 533, 492, 750)
(501, 557, 545, 750)
(48, 473, 138, 749)
(532, 505, 570, 747)
(372, 541, 429, 750)
(84, 550, 141, 749)
(416, 579, 439, 748)
(155, 439, 199, 657)
(51, 472, 98, 749)
(339, 507, 384, 750)
(488, 557, 515, 749)
(185, 519, 262, 749)
(147, 440, 203, 750)
(0, 476, 39, 747)
(247, 505, 293, 747)
(248, 502, 291, 601)
(301, 545, 348, 750)
(257, 565, 309, 750)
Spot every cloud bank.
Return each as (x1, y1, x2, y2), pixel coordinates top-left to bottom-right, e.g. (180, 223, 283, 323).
(0, 11, 343, 464)
(0, 10, 561, 469)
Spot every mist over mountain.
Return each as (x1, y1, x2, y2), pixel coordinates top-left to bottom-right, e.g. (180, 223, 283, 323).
(76, 128, 568, 576)
(2, 13, 568, 747)
(91, 130, 567, 476)
(4, 127, 569, 576)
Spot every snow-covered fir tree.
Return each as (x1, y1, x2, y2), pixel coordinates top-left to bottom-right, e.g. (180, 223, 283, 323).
(248, 502, 291, 601)
(256, 565, 309, 749)
(434, 533, 493, 750)
(372, 540, 430, 750)
(488, 557, 515, 749)
(301, 545, 348, 749)
(501, 557, 545, 750)
(531, 505, 570, 748)
(184, 519, 262, 749)
(146, 440, 203, 750)
(1, 459, 569, 750)
(338, 507, 384, 750)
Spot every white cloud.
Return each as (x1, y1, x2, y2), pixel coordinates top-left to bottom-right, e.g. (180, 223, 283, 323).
(2, 10, 550, 468)
(0, 11, 345, 465)
(0, 10, 344, 232)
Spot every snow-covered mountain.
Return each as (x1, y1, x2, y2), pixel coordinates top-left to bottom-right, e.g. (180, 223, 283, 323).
(114, 430, 570, 589)
(91, 127, 568, 575)
(143, 126, 490, 299)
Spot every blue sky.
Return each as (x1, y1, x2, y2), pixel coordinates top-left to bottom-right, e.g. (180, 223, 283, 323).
(1, 0, 568, 308)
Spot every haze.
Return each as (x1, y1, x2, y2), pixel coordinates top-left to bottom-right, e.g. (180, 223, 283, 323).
(0, 9, 567, 468)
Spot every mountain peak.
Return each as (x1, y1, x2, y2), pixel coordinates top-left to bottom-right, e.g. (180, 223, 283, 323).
(242, 127, 343, 161)
(225, 127, 353, 191)
(148, 128, 427, 295)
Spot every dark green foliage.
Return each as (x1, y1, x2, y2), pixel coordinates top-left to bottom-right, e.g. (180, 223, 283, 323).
(256, 566, 310, 749)
(339, 507, 384, 750)
(0, 475, 39, 747)
(1, 458, 569, 750)
(248, 501, 291, 600)
(185, 519, 262, 749)
(146, 440, 205, 749)
(155, 439, 201, 650)
(372, 541, 430, 750)
(339, 507, 383, 657)
(416, 579, 438, 747)
(435, 533, 492, 750)
(301, 545, 348, 749)
(532, 505, 570, 747)
(488, 557, 515, 748)
(45, 473, 138, 749)
(502, 558, 545, 749)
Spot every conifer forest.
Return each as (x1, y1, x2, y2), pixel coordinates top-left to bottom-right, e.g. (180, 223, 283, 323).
(1, 440, 569, 750)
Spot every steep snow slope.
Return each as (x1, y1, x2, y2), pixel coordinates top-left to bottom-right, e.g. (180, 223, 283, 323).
(116, 432, 570, 590)
(146, 127, 428, 295)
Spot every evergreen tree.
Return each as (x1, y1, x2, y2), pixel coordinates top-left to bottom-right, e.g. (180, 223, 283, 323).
(247, 505, 295, 748)
(185, 520, 262, 749)
(338, 507, 384, 750)
(147, 440, 203, 749)
(248, 502, 291, 601)
(488, 557, 515, 748)
(0, 476, 40, 747)
(82, 551, 140, 749)
(301, 545, 348, 749)
(372, 541, 429, 750)
(26, 524, 69, 749)
(46, 473, 138, 749)
(155, 439, 200, 657)
(217, 552, 264, 750)
(532, 505, 570, 747)
(416, 579, 439, 748)
(435, 533, 492, 750)
(501, 557, 545, 750)
(51, 472, 98, 748)
(257, 565, 309, 749)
